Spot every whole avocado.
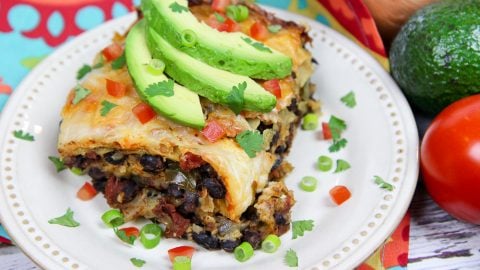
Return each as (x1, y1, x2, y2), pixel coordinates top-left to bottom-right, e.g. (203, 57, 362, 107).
(390, 0, 480, 115)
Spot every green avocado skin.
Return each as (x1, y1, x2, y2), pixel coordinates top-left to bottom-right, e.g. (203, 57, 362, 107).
(390, 0, 480, 115)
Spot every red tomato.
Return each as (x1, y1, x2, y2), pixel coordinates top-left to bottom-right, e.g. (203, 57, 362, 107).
(329, 185, 351, 205)
(168, 246, 195, 263)
(102, 43, 123, 61)
(322, 122, 332, 140)
(132, 102, 156, 124)
(106, 79, 127, 98)
(77, 182, 97, 201)
(262, 80, 282, 98)
(179, 152, 205, 171)
(202, 120, 226, 142)
(421, 94, 480, 224)
(119, 227, 140, 238)
(206, 15, 239, 32)
(250, 21, 269, 41)
(211, 0, 230, 13)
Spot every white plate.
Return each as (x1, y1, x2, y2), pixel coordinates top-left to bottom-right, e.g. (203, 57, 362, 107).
(0, 8, 419, 270)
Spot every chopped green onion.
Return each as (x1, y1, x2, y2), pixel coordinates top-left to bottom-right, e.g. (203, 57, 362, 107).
(234, 242, 254, 262)
(140, 223, 162, 249)
(101, 209, 124, 228)
(226, 5, 249, 22)
(261, 234, 281, 253)
(302, 113, 318, 130)
(268, 24, 282, 33)
(181, 30, 197, 47)
(70, 167, 84, 175)
(299, 176, 317, 192)
(173, 256, 191, 270)
(146, 59, 165, 75)
(317, 155, 333, 172)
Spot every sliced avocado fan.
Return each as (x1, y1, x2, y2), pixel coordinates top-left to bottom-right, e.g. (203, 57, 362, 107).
(141, 0, 292, 80)
(147, 27, 277, 113)
(125, 20, 205, 129)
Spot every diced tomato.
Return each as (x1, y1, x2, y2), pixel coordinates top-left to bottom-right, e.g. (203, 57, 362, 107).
(322, 122, 332, 140)
(119, 227, 140, 238)
(168, 246, 195, 263)
(262, 79, 282, 99)
(223, 18, 240, 32)
(102, 43, 123, 61)
(206, 15, 239, 32)
(106, 79, 127, 98)
(202, 120, 226, 142)
(211, 0, 230, 13)
(179, 152, 205, 171)
(329, 185, 351, 205)
(76, 182, 97, 201)
(132, 102, 156, 124)
(250, 21, 269, 41)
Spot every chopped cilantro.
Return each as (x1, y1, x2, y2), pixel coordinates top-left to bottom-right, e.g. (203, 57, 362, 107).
(328, 115, 347, 140)
(92, 58, 104, 69)
(214, 12, 225, 22)
(100, 100, 118, 116)
(373, 176, 394, 191)
(341, 91, 356, 108)
(328, 138, 347, 152)
(334, 159, 351, 173)
(13, 130, 34, 141)
(48, 156, 66, 172)
(48, 208, 80, 227)
(169, 2, 189, 13)
(236, 130, 264, 158)
(292, 219, 314, 239)
(268, 24, 282, 33)
(130, 258, 146, 267)
(241, 37, 272, 53)
(114, 227, 136, 245)
(111, 53, 126, 70)
(227, 81, 247, 114)
(145, 79, 174, 97)
(284, 249, 298, 267)
(72, 85, 91, 105)
(76, 64, 92, 80)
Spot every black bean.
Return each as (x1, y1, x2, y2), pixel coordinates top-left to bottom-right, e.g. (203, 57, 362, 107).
(202, 178, 226, 199)
(197, 164, 216, 179)
(167, 183, 184, 198)
(104, 151, 126, 165)
(287, 98, 298, 112)
(192, 232, 219, 249)
(241, 206, 258, 221)
(275, 145, 287, 155)
(87, 167, 106, 180)
(92, 178, 107, 193)
(270, 131, 280, 148)
(177, 192, 198, 216)
(257, 123, 273, 134)
(242, 229, 262, 249)
(140, 155, 164, 173)
(274, 213, 287, 225)
(122, 179, 139, 203)
(220, 239, 241, 253)
(271, 158, 283, 171)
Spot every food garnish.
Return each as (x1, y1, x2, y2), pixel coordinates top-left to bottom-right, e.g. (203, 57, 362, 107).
(100, 100, 118, 117)
(373, 176, 394, 191)
(236, 130, 264, 158)
(292, 219, 314, 239)
(130, 258, 146, 267)
(139, 223, 162, 249)
(340, 91, 356, 108)
(329, 185, 351, 205)
(72, 85, 91, 105)
(317, 155, 333, 172)
(334, 159, 350, 173)
(76, 182, 97, 201)
(299, 176, 318, 192)
(261, 234, 281, 253)
(301, 113, 318, 130)
(284, 249, 298, 267)
(101, 209, 125, 228)
(48, 156, 66, 172)
(48, 208, 80, 227)
(234, 242, 254, 262)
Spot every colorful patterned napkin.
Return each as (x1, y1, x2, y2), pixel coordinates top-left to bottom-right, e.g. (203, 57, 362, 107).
(0, 0, 409, 268)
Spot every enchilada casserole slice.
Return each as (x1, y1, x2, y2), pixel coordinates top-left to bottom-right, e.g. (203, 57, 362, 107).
(58, 0, 317, 252)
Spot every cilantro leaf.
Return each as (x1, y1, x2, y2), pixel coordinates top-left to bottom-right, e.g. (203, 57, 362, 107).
(130, 258, 146, 267)
(373, 175, 394, 191)
(268, 24, 282, 33)
(48, 156, 66, 172)
(92, 58, 104, 69)
(111, 53, 126, 70)
(13, 130, 34, 141)
(76, 64, 92, 80)
(227, 81, 247, 114)
(236, 130, 264, 158)
(328, 138, 348, 152)
(114, 227, 136, 245)
(169, 2, 189, 13)
(145, 79, 174, 97)
(214, 12, 225, 22)
(241, 37, 272, 53)
(100, 100, 118, 116)
(334, 159, 351, 173)
(72, 85, 91, 105)
(328, 115, 347, 140)
(292, 219, 314, 239)
(284, 249, 298, 267)
(48, 208, 80, 227)
(341, 91, 356, 108)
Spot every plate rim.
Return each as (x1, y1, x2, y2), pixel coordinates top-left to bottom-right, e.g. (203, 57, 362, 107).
(0, 8, 419, 270)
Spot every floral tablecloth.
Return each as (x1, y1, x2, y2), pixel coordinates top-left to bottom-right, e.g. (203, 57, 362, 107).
(0, 0, 409, 269)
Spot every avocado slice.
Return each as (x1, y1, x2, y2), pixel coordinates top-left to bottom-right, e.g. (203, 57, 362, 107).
(141, 0, 292, 80)
(125, 20, 205, 129)
(146, 27, 277, 113)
